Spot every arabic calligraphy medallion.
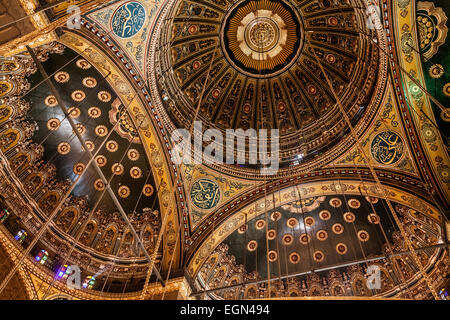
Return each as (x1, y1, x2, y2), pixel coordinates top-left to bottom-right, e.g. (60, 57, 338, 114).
(190, 179, 220, 210)
(111, 1, 146, 39)
(370, 131, 404, 165)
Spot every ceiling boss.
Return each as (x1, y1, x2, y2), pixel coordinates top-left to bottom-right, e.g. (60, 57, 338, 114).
(222, 0, 304, 77)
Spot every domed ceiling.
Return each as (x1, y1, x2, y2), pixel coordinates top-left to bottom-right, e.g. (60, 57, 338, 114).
(151, 0, 385, 169)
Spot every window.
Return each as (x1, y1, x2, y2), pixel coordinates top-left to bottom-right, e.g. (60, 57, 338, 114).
(0, 209, 9, 222)
(57, 265, 71, 279)
(439, 288, 448, 300)
(15, 229, 27, 243)
(82, 276, 95, 289)
(35, 250, 48, 265)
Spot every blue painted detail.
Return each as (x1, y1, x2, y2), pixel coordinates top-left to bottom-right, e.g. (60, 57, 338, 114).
(191, 179, 220, 210)
(111, 2, 146, 39)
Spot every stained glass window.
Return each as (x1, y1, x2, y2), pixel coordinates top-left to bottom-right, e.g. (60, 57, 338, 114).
(35, 250, 48, 264)
(14, 229, 27, 243)
(439, 288, 448, 300)
(57, 265, 72, 279)
(82, 275, 95, 289)
(0, 209, 8, 222)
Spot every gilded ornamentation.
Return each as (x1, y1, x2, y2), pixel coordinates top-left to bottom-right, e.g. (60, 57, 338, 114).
(370, 131, 404, 165)
(190, 178, 220, 210)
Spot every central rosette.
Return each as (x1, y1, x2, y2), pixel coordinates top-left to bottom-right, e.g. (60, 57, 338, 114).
(222, 0, 303, 78)
(242, 13, 284, 58)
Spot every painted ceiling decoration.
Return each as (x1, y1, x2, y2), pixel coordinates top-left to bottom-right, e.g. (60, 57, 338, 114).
(0, 0, 448, 301)
(150, 0, 387, 170)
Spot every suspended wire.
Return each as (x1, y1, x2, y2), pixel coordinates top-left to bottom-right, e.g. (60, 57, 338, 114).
(40, 98, 136, 299)
(352, 160, 413, 299)
(304, 20, 439, 299)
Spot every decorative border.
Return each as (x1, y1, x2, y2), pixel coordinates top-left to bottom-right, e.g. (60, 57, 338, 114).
(187, 179, 443, 278)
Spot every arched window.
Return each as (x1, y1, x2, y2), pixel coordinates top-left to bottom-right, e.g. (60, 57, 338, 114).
(82, 276, 95, 289)
(15, 229, 27, 243)
(57, 265, 72, 279)
(35, 250, 48, 265)
(0, 209, 9, 223)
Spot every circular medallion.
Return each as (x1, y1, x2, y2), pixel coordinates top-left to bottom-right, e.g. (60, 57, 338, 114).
(111, 1, 146, 39)
(54, 71, 70, 83)
(106, 140, 119, 152)
(83, 140, 95, 152)
(357, 230, 370, 242)
(287, 217, 298, 228)
(190, 178, 220, 210)
(221, 0, 304, 78)
(348, 198, 361, 209)
(316, 230, 328, 241)
(319, 210, 331, 221)
(267, 229, 276, 240)
(47, 118, 60, 131)
(368, 213, 380, 224)
(88, 106, 101, 118)
(130, 166, 142, 179)
(44, 95, 58, 107)
(76, 59, 91, 69)
(143, 184, 154, 196)
(68, 107, 81, 118)
(74, 123, 86, 136)
(332, 223, 344, 234)
(441, 108, 450, 122)
(336, 243, 348, 255)
(343, 212, 356, 223)
(268, 250, 278, 262)
(255, 219, 266, 230)
(313, 250, 324, 262)
(270, 211, 281, 221)
(329, 197, 342, 208)
(304, 216, 315, 227)
(111, 163, 124, 175)
(98, 91, 112, 102)
(71, 90, 86, 102)
(57, 142, 71, 155)
(365, 196, 379, 204)
(127, 149, 140, 161)
(95, 125, 108, 137)
(118, 185, 130, 198)
(443, 83, 450, 97)
(370, 131, 404, 165)
(95, 155, 107, 167)
(282, 234, 294, 245)
(289, 252, 300, 264)
(247, 240, 258, 251)
(73, 163, 85, 175)
(82, 77, 97, 88)
(299, 233, 311, 244)
(429, 64, 444, 78)
(94, 179, 105, 191)
(326, 54, 336, 64)
(238, 224, 248, 234)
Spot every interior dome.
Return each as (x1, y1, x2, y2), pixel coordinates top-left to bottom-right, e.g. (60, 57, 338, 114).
(150, 0, 385, 171)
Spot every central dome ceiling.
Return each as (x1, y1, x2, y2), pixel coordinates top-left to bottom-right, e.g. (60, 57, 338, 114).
(221, 0, 304, 77)
(150, 0, 385, 170)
